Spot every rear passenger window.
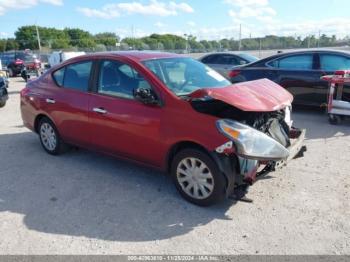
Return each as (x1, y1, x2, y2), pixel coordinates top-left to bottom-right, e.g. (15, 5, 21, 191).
(63, 61, 92, 91)
(210, 55, 226, 65)
(202, 55, 216, 64)
(202, 55, 225, 64)
(269, 55, 313, 70)
(53, 67, 65, 86)
(320, 55, 350, 71)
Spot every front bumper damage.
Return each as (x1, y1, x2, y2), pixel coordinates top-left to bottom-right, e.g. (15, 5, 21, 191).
(212, 127, 306, 199)
(242, 128, 307, 185)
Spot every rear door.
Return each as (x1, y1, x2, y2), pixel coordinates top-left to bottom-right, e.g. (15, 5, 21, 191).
(88, 59, 163, 166)
(47, 60, 93, 146)
(267, 53, 324, 105)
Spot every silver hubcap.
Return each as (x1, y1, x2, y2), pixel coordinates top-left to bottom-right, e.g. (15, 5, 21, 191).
(176, 157, 214, 200)
(40, 123, 57, 151)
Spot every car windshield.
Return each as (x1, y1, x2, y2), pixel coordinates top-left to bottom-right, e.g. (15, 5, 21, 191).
(142, 57, 231, 96)
(238, 53, 259, 63)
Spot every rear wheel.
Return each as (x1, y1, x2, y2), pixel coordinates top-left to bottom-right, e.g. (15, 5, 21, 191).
(8, 68, 14, 77)
(38, 117, 68, 155)
(0, 100, 6, 108)
(171, 148, 226, 206)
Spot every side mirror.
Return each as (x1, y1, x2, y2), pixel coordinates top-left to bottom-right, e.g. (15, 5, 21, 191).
(133, 87, 159, 105)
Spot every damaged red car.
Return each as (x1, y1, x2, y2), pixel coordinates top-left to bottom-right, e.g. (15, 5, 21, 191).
(20, 52, 306, 206)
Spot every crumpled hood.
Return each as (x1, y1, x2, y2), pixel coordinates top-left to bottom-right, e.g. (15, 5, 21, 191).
(189, 78, 293, 112)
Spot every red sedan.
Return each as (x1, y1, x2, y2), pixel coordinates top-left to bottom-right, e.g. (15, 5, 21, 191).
(20, 52, 305, 206)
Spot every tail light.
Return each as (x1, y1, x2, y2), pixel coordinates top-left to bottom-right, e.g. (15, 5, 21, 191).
(228, 69, 241, 78)
(15, 59, 24, 65)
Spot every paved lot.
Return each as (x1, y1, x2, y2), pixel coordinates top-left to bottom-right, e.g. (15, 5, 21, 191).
(0, 78, 349, 255)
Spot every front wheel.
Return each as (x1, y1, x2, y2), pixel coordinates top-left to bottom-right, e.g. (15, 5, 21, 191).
(171, 148, 227, 206)
(0, 100, 6, 108)
(38, 117, 68, 155)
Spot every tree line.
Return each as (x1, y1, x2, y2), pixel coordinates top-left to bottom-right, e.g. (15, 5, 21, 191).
(0, 25, 349, 53)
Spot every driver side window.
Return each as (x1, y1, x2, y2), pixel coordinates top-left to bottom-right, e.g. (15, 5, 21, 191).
(98, 60, 152, 99)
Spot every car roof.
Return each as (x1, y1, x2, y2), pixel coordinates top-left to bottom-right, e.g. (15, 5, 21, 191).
(247, 48, 350, 67)
(268, 48, 350, 58)
(77, 51, 183, 62)
(200, 52, 248, 58)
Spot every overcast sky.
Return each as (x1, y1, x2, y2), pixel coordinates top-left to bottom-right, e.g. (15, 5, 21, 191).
(0, 0, 349, 40)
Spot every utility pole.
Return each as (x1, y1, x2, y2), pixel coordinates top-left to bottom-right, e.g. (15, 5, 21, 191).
(35, 24, 41, 51)
(318, 30, 321, 47)
(184, 34, 188, 53)
(238, 24, 242, 51)
(131, 25, 135, 50)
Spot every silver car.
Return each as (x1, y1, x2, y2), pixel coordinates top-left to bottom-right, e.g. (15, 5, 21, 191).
(199, 52, 258, 79)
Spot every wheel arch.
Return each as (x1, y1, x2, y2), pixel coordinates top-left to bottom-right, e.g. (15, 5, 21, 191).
(166, 140, 239, 196)
(34, 114, 56, 133)
(166, 141, 209, 173)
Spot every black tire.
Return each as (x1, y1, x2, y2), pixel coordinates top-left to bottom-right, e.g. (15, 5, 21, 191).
(0, 100, 6, 108)
(8, 68, 14, 77)
(171, 148, 227, 206)
(329, 114, 341, 125)
(38, 117, 68, 155)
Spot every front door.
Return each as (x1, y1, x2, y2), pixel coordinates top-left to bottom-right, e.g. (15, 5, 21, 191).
(88, 59, 163, 166)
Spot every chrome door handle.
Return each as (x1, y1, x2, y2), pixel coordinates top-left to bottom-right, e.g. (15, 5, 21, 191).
(93, 107, 107, 114)
(46, 98, 55, 104)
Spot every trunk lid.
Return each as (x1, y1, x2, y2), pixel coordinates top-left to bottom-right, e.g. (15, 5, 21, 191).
(189, 78, 293, 112)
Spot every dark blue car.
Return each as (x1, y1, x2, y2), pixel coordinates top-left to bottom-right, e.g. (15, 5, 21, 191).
(229, 49, 350, 106)
(0, 77, 8, 108)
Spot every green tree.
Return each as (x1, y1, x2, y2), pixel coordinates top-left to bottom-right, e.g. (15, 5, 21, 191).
(209, 40, 220, 50)
(121, 38, 144, 50)
(0, 39, 6, 51)
(15, 26, 38, 49)
(174, 40, 186, 50)
(94, 32, 119, 47)
(141, 37, 158, 50)
(4, 38, 19, 51)
(51, 38, 70, 49)
(220, 39, 230, 49)
(200, 40, 212, 50)
(15, 25, 71, 50)
(64, 28, 96, 48)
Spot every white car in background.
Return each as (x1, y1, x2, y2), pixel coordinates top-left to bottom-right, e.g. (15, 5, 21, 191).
(48, 51, 86, 67)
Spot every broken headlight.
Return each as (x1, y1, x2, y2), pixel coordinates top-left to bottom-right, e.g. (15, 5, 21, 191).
(216, 119, 289, 161)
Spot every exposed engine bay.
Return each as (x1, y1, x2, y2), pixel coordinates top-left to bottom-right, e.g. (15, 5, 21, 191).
(190, 98, 291, 148)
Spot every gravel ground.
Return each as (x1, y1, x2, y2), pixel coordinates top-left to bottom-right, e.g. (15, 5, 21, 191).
(0, 78, 349, 255)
